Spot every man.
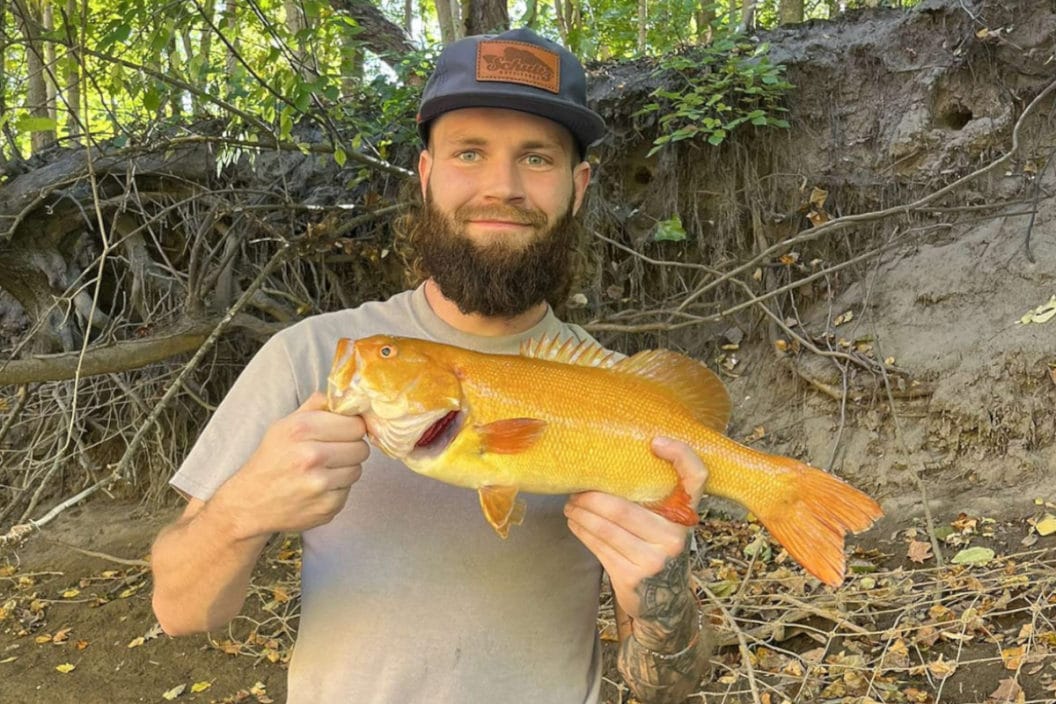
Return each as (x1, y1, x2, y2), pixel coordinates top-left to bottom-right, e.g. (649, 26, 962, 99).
(151, 28, 709, 704)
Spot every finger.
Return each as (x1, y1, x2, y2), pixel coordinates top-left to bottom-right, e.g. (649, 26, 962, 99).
(321, 464, 363, 491)
(565, 495, 676, 566)
(298, 411, 368, 443)
(297, 391, 329, 412)
(565, 508, 640, 576)
(651, 437, 708, 502)
(323, 440, 371, 469)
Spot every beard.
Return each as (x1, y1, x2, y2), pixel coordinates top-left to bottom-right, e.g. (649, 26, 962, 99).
(403, 192, 581, 318)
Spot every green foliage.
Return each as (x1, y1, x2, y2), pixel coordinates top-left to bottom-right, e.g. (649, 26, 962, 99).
(635, 32, 793, 156)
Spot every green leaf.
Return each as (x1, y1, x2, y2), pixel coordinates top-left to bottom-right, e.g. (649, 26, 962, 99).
(951, 546, 995, 566)
(16, 116, 57, 132)
(143, 88, 162, 114)
(707, 130, 727, 146)
(653, 215, 687, 243)
(99, 22, 132, 51)
(334, 147, 347, 167)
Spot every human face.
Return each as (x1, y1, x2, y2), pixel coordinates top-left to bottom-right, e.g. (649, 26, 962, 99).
(405, 188, 583, 317)
(418, 107, 591, 249)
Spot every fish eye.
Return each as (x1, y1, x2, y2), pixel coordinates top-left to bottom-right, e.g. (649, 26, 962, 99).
(379, 345, 395, 358)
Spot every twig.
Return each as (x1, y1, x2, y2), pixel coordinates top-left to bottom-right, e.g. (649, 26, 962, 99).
(702, 584, 763, 704)
(1023, 147, 1056, 263)
(41, 537, 150, 567)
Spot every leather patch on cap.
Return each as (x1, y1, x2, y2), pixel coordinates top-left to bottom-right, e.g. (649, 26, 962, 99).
(477, 40, 561, 94)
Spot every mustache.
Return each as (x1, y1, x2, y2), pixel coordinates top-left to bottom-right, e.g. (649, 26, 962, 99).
(453, 204, 548, 228)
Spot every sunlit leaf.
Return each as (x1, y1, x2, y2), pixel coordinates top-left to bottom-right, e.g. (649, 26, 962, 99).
(55, 663, 76, 674)
(162, 683, 186, 700)
(951, 546, 995, 565)
(653, 216, 686, 243)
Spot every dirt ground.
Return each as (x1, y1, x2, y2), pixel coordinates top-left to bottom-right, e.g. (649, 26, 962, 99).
(2, 499, 1056, 704)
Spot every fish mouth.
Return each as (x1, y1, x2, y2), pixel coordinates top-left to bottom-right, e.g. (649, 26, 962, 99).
(410, 410, 463, 459)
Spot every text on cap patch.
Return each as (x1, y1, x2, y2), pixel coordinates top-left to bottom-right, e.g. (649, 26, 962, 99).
(476, 40, 561, 94)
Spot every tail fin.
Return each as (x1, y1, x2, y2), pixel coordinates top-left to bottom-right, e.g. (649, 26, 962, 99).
(753, 458, 883, 587)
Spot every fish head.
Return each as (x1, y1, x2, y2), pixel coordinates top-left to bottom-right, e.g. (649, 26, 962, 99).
(327, 335, 463, 458)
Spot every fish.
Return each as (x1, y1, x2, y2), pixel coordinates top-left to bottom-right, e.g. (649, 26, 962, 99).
(327, 334, 883, 587)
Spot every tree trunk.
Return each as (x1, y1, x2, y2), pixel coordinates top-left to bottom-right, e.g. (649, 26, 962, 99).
(462, 0, 507, 36)
(695, 0, 715, 44)
(435, 0, 459, 43)
(742, 0, 757, 30)
(64, 0, 81, 140)
(13, 0, 57, 153)
(327, 0, 416, 61)
(779, 0, 803, 24)
(194, 0, 212, 114)
(284, 0, 308, 77)
(222, 0, 238, 80)
(0, 0, 8, 164)
(637, 0, 646, 53)
(42, 0, 57, 126)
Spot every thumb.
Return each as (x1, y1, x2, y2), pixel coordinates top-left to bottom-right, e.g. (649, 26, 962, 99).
(651, 437, 708, 504)
(297, 391, 329, 413)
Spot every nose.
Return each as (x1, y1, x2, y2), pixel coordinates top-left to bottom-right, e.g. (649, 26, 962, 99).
(479, 158, 526, 204)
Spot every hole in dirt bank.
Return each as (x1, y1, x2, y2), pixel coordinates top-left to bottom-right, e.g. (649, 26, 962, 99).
(633, 166, 654, 185)
(938, 104, 973, 130)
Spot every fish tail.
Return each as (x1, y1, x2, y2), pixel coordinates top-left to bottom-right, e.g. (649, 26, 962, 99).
(643, 483, 699, 527)
(750, 456, 883, 587)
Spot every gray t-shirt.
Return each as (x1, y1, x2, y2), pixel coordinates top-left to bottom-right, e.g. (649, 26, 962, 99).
(172, 285, 604, 704)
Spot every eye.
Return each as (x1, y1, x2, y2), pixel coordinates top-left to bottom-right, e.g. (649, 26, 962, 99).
(524, 154, 548, 167)
(457, 150, 480, 162)
(379, 345, 395, 358)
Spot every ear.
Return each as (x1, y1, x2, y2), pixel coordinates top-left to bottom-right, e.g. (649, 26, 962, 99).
(571, 160, 591, 215)
(418, 149, 432, 200)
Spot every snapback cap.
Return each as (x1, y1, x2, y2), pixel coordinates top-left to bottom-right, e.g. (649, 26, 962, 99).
(417, 28, 607, 155)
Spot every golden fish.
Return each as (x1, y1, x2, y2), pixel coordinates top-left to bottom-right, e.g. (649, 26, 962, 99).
(327, 335, 883, 586)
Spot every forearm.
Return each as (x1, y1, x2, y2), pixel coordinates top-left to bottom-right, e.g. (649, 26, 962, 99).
(151, 496, 271, 636)
(616, 550, 711, 703)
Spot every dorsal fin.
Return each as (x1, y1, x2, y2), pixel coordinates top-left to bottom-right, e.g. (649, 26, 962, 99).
(520, 336, 620, 368)
(612, 350, 731, 432)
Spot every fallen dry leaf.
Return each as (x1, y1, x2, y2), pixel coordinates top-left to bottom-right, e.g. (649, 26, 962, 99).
(926, 655, 958, 678)
(191, 681, 212, 693)
(907, 539, 933, 564)
(1034, 514, 1056, 536)
(1001, 646, 1024, 670)
(989, 677, 1024, 703)
(55, 663, 75, 674)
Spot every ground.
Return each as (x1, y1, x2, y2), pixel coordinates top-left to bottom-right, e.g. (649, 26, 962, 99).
(2, 498, 1055, 703)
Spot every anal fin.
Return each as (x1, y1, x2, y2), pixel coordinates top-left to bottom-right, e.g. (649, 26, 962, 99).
(643, 484, 699, 527)
(478, 486, 526, 539)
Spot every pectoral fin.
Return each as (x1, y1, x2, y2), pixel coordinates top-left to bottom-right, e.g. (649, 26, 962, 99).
(478, 486, 527, 539)
(475, 418, 547, 454)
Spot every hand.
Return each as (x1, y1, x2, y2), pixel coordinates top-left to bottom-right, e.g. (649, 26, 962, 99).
(564, 437, 708, 620)
(212, 392, 369, 539)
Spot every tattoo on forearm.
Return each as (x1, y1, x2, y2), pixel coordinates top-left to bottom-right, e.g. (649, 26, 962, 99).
(617, 546, 711, 703)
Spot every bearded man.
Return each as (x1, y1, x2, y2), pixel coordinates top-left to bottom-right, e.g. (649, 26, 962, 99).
(151, 28, 710, 704)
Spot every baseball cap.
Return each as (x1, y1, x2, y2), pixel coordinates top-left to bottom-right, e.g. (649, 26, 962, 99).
(417, 28, 607, 156)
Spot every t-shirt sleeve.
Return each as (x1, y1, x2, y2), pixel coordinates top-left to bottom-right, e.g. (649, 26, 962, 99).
(170, 332, 307, 501)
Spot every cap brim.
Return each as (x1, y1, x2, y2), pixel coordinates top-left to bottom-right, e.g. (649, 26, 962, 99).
(418, 92, 607, 151)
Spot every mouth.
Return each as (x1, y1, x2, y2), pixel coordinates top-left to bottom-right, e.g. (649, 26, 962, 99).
(410, 410, 463, 458)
